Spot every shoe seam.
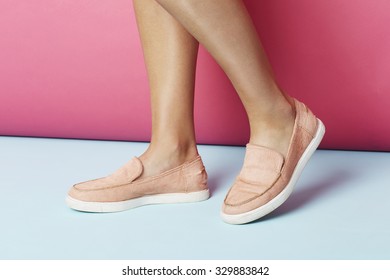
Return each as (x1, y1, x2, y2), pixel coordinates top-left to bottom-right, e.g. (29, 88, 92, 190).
(298, 124, 316, 139)
(224, 174, 281, 207)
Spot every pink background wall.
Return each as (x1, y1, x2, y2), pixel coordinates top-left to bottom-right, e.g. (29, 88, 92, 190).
(1, 0, 390, 151)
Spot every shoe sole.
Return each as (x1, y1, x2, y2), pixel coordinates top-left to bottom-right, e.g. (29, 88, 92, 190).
(221, 119, 326, 225)
(66, 189, 210, 213)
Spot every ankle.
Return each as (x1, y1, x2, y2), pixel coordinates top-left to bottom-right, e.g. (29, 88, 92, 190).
(250, 97, 295, 134)
(137, 140, 199, 178)
(147, 140, 198, 160)
(248, 97, 295, 156)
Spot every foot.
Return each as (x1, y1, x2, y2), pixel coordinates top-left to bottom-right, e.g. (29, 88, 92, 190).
(221, 98, 325, 224)
(249, 96, 296, 158)
(137, 143, 199, 180)
(65, 144, 209, 212)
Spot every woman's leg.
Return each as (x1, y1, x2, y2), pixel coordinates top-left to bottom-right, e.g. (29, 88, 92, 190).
(153, 0, 325, 224)
(133, 0, 200, 178)
(154, 0, 295, 157)
(66, 0, 209, 212)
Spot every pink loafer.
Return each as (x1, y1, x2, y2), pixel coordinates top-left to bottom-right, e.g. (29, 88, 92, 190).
(66, 155, 210, 212)
(221, 98, 325, 224)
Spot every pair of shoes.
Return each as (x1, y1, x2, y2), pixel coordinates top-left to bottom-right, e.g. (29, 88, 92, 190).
(66, 156, 209, 212)
(221, 98, 325, 224)
(66, 98, 325, 224)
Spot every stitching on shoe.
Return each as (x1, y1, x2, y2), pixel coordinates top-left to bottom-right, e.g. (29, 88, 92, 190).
(298, 124, 315, 139)
(237, 175, 279, 188)
(225, 174, 281, 207)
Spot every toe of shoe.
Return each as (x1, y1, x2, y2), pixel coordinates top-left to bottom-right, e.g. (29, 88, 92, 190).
(222, 183, 272, 215)
(67, 184, 91, 202)
(67, 178, 107, 202)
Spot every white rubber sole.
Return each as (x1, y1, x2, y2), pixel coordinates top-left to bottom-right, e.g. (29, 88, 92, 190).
(221, 119, 326, 225)
(66, 189, 210, 213)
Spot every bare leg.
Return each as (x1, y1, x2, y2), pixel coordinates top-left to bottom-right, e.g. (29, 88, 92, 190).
(133, 0, 200, 178)
(66, 0, 209, 212)
(155, 0, 295, 157)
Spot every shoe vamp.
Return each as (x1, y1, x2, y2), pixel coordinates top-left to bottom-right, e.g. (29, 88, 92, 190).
(225, 178, 276, 206)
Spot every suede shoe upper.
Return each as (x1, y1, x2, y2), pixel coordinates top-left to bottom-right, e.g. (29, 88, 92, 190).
(222, 98, 319, 215)
(68, 156, 208, 203)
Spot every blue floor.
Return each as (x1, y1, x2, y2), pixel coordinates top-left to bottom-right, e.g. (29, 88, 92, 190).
(0, 136, 389, 260)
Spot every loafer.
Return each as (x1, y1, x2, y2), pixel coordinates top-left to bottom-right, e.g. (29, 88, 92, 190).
(66, 155, 210, 212)
(221, 98, 325, 224)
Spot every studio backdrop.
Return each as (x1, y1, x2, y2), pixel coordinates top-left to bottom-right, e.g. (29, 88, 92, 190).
(1, 0, 389, 151)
